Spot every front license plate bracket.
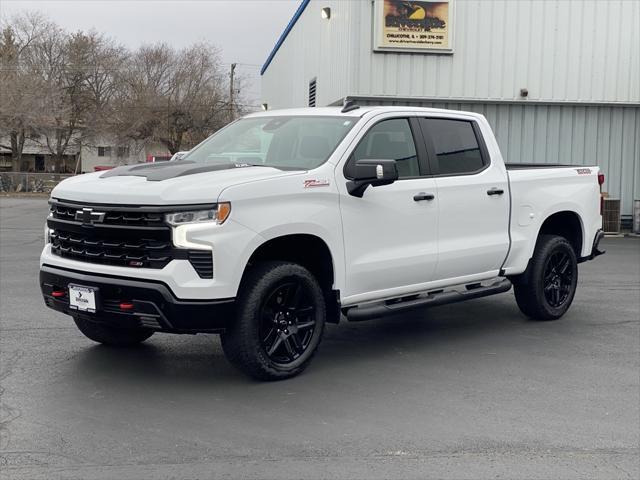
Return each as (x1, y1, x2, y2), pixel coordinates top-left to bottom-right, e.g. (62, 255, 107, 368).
(68, 284, 99, 313)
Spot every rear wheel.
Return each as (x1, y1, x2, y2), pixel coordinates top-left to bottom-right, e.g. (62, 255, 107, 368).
(513, 234, 578, 320)
(221, 261, 326, 381)
(73, 317, 154, 346)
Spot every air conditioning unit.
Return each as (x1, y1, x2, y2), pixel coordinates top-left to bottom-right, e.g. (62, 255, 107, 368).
(602, 198, 621, 234)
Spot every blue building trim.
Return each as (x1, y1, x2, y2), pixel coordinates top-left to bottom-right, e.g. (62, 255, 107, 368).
(260, 0, 310, 75)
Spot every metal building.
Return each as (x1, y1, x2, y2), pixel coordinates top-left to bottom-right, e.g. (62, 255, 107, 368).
(261, 0, 640, 220)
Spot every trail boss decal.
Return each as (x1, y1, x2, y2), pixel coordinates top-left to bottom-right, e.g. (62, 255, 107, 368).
(304, 179, 330, 188)
(576, 168, 592, 175)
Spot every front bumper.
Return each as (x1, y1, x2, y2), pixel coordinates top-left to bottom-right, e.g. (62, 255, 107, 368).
(40, 265, 235, 333)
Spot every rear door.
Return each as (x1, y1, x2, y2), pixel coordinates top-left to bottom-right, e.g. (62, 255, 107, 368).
(418, 116, 510, 281)
(338, 114, 439, 303)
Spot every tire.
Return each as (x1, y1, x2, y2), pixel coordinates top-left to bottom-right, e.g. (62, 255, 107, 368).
(73, 317, 154, 346)
(513, 234, 578, 320)
(221, 261, 326, 381)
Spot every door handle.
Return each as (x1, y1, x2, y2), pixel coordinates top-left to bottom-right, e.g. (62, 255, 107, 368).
(413, 193, 435, 202)
(486, 188, 504, 196)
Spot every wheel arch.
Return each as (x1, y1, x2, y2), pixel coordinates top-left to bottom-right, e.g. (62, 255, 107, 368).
(241, 233, 340, 323)
(536, 210, 585, 258)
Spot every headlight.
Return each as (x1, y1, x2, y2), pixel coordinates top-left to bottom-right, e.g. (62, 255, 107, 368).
(165, 202, 231, 226)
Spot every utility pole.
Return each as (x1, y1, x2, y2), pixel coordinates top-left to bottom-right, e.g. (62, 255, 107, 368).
(229, 63, 237, 121)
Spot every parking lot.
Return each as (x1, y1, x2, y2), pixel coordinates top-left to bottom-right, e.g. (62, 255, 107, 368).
(0, 197, 638, 479)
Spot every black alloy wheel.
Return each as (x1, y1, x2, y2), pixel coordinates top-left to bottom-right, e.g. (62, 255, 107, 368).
(259, 281, 318, 365)
(221, 261, 326, 380)
(512, 234, 578, 320)
(542, 250, 574, 308)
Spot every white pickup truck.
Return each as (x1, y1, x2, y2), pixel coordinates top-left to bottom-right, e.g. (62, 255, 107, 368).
(40, 106, 605, 380)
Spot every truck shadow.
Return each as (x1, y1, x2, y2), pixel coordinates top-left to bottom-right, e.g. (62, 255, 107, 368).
(64, 295, 536, 389)
(318, 297, 531, 365)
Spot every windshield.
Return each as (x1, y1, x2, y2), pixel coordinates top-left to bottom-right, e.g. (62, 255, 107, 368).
(183, 116, 356, 170)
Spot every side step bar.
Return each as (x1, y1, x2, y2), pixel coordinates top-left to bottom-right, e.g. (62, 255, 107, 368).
(346, 279, 512, 322)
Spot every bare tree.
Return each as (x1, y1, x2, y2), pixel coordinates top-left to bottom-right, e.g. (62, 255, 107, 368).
(1, 12, 238, 171)
(0, 12, 50, 170)
(23, 24, 78, 172)
(83, 31, 127, 115)
(115, 42, 229, 154)
(18, 28, 126, 171)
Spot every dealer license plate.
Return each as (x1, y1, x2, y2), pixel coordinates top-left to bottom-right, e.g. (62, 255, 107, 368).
(68, 285, 97, 313)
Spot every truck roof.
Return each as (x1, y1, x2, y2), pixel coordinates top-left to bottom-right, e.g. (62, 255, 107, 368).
(246, 106, 485, 120)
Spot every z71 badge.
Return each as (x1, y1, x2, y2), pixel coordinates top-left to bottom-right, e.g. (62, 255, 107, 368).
(576, 168, 592, 175)
(304, 179, 330, 188)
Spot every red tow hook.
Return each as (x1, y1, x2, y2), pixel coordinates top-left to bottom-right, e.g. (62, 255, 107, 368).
(119, 302, 135, 311)
(52, 290, 65, 298)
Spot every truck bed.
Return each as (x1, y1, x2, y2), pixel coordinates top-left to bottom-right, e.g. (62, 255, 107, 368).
(502, 163, 601, 276)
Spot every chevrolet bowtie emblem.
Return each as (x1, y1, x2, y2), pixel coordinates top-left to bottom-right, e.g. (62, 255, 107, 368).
(75, 208, 106, 225)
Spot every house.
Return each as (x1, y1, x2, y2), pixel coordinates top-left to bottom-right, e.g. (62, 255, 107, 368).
(0, 135, 173, 173)
(79, 137, 171, 172)
(0, 138, 78, 173)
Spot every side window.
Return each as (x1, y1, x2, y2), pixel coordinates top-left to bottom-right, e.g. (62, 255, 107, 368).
(349, 118, 419, 179)
(422, 119, 485, 175)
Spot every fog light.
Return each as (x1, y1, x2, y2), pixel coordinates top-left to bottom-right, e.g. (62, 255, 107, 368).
(120, 302, 135, 311)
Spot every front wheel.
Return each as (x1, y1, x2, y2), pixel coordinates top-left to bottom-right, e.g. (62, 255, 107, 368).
(513, 234, 578, 320)
(221, 261, 326, 381)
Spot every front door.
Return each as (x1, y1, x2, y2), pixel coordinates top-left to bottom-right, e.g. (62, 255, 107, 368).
(338, 116, 439, 304)
(419, 117, 510, 281)
(35, 155, 45, 172)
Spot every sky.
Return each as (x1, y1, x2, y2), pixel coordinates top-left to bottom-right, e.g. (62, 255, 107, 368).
(0, 0, 301, 107)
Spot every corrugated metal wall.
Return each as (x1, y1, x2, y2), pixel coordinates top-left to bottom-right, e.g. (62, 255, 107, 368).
(261, 0, 354, 109)
(353, 98, 640, 217)
(262, 0, 639, 106)
(261, 0, 640, 217)
(348, 0, 640, 103)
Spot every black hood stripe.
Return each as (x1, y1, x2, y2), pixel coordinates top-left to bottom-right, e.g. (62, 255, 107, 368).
(100, 161, 259, 181)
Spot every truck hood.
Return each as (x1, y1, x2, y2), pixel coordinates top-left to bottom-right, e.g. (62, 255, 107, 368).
(52, 162, 300, 205)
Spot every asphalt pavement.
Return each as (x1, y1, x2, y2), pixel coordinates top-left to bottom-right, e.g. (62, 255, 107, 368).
(1, 197, 639, 479)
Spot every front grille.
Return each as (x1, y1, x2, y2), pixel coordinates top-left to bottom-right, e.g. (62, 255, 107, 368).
(48, 199, 213, 278)
(51, 230, 173, 269)
(51, 203, 165, 227)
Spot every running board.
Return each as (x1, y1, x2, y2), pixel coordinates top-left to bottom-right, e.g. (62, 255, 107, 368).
(346, 279, 512, 322)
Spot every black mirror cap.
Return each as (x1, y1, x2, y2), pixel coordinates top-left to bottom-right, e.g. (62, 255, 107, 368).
(346, 159, 398, 197)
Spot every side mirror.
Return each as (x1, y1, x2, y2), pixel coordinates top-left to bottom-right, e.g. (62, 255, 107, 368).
(346, 159, 398, 197)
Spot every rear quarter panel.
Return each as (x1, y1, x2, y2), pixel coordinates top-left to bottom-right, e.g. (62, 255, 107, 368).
(503, 167, 602, 274)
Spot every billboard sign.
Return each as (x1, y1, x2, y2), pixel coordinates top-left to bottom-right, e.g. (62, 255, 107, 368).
(373, 0, 453, 53)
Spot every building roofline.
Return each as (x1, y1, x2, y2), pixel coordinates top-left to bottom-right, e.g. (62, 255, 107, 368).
(260, 0, 310, 75)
